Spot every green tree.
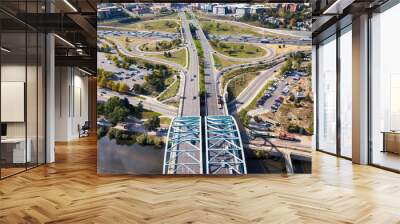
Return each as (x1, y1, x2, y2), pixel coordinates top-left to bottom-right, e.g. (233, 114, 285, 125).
(136, 134, 147, 145)
(109, 106, 129, 125)
(112, 82, 120, 92)
(118, 83, 130, 93)
(144, 115, 160, 131)
(107, 80, 115, 90)
(98, 76, 107, 88)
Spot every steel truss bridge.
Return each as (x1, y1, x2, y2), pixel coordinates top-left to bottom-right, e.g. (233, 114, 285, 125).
(163, 116, 203, 174)
(163, 115, 247, 175)
(205, 116, 247, 175)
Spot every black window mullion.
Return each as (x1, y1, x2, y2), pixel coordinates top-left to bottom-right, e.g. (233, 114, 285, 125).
(315, 44, 319, 151)
(25, 0, 28, 171)
(36, 0, 39, 167)
(336, 29, 341, 157)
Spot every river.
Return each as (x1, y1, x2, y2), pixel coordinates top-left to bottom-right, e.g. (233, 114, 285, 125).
(97, 137, 164, 175)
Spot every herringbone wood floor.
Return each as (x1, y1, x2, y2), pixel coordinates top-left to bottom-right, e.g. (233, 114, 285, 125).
(1, 136, 399, 224)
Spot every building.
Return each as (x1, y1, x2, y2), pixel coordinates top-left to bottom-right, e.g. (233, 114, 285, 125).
(97, 6, 125, 20)
(235, 6, 251, 17)
(282, 3, 298, 12)
(213, 5, 227, 16)
(200, 3, 218, 12)
(250, 5, 267, 14)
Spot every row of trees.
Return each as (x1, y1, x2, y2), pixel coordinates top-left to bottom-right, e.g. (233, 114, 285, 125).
(98, 43, 112, 53)
(98, 68, 130, 93)
(238, 7, 311, 30)
(279, 52, 309, 76)
(105, 128, 164, 147)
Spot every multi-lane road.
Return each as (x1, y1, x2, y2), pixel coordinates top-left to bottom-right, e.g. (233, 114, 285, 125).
(98, 88, 177, 116)
(180, 12, 201, 116)
(191, 14, 225, 116)
(228, 63, 284, 112)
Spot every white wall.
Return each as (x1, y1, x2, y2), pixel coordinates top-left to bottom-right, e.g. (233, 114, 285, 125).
(54, 67, 89, 141)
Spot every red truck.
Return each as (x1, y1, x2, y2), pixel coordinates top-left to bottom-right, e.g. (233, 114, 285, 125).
(278, 131, 300, 142)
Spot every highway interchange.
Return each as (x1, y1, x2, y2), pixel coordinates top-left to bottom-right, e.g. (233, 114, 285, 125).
(98, 8, 311, 174)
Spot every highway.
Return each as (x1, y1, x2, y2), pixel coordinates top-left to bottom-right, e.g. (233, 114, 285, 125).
(191, 14, 224, 116)
(208, 34, 311, 46)
(228, 63, 284, 113)
(179, 12, 201, 116)
(98, 88, 177, 117)
(162, 13, 203, 175)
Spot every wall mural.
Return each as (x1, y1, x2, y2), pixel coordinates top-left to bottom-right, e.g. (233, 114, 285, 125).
(97, 2, 313, 175)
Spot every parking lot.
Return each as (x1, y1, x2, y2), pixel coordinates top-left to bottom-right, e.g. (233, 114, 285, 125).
(256, 71, 306, 113)
(98, 30, 180, 41)
(208, 34, 311, 46)
(98, 52, 151, 87)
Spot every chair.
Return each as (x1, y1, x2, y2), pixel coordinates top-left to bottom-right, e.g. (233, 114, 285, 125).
(79, 121, 90, 138)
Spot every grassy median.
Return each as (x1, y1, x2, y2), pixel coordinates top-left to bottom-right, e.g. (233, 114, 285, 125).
(200, 19, 262, 37)
(210, 41, 266, 59)
(194, 39, 206, 98)
(157, 77, 180, 101)
(122, 19, 180, 33)
(213, 53, 237, 70)
(227, 72, 258, 101)
(153, 48, 187, 68)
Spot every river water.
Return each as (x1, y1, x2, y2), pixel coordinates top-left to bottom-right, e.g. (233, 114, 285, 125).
(97, 137, 164, 175)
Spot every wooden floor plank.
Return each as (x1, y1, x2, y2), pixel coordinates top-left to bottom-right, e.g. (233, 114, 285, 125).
(0, 136, 399, 223)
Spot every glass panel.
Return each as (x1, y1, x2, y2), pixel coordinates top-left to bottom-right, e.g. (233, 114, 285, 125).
(339, 27, 352, 158)
(38, 32, 45, 165)
(317, 35, 337, 154)
(371, 3, 400, 171)
(1, 31, 27, 177)
(27, 31, 38, 169)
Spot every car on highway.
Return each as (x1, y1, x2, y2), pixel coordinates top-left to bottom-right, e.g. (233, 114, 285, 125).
(193, 96, 196, 100)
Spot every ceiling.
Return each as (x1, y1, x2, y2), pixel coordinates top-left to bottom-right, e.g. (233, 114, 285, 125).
(0, 0, 96, 74)
(311, 0, 390, 43)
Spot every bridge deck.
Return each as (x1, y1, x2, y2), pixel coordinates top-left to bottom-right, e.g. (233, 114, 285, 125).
(205, 115, 247, 175)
